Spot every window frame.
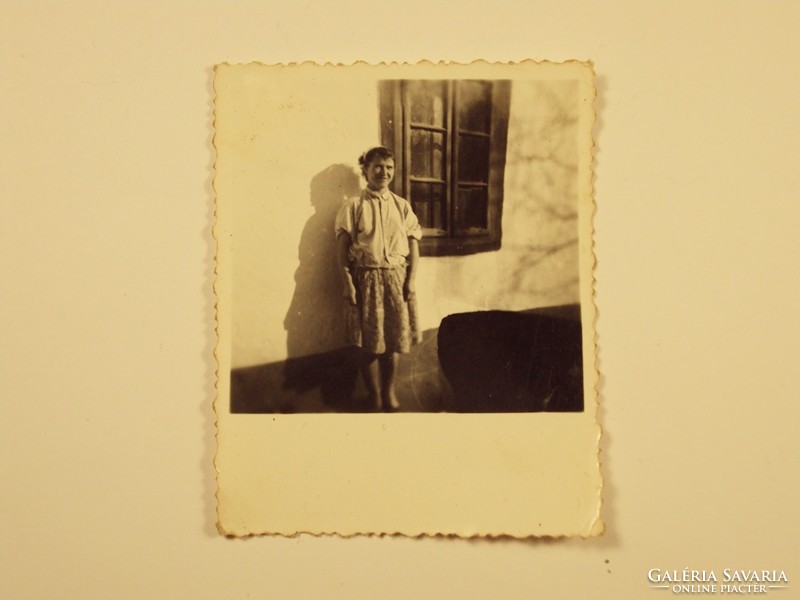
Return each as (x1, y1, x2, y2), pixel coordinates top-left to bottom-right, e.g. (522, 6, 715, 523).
(379, 79, 511, 257)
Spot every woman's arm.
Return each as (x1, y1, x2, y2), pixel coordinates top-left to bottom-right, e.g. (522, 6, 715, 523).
(403, 238, 419, 301)
(336, 232, 357, 305)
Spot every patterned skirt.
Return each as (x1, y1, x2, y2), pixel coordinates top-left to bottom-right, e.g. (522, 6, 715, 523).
(345, 266, 421, 354)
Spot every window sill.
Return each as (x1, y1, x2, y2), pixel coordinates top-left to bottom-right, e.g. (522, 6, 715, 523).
(419, 235, 501, 257)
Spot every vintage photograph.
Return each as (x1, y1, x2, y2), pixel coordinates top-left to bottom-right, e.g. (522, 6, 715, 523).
(219, 64, 592, 415)
(213, 62, 600, 536)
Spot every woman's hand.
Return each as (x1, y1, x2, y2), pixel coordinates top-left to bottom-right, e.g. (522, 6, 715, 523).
(336, 233, 357, 305)
(403, 278, 416, 302)
(343, 281, 358, 306)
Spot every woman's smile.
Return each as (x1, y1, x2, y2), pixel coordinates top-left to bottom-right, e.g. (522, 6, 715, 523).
(365, 157, 395, 190)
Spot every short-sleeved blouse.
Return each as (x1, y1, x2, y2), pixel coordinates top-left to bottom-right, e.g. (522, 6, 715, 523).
(335, 188, 422, 268)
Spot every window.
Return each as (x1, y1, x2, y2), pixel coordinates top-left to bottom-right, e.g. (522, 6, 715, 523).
(379, 79, 511, 256)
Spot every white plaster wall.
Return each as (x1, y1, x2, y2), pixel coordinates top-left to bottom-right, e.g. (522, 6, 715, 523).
(416, 79, 580, 330)
(226, 72, 380, 367)
(228, 78, 579, 368)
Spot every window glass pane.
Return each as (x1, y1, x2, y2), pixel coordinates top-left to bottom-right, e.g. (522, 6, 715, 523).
(457, 134, 490, 182)
(411, 129, 445, 180)
(457, 80, 491, 132)
(410, 181, 446, 230)
(407, 80, 446, 127)
(456, 186, 488, 231)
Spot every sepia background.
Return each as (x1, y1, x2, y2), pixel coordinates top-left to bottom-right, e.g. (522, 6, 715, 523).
(3, 1, 800, 598)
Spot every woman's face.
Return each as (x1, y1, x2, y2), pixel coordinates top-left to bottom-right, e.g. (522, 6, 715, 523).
(364, 157, 394, 191)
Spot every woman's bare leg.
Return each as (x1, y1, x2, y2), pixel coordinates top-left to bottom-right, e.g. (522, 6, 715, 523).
(360, 352, 381, 411)
(379, 352, 400, 411)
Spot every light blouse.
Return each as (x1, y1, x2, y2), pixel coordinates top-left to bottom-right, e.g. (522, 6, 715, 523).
(335, 187, 422, 268)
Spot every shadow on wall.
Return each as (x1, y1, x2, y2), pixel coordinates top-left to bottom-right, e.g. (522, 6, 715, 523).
(282, 164, 361, 405)
(283, 164, 361, 359)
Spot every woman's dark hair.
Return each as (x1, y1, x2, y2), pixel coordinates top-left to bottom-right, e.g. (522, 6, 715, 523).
(358, 146, 394, 168)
